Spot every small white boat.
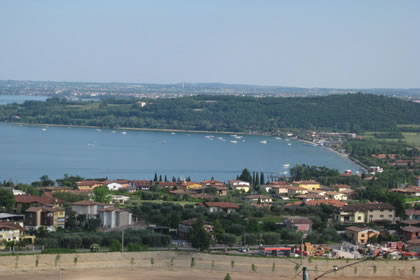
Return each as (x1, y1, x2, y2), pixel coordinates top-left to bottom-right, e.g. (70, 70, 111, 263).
(275, 137, 282, 140)
(217, 137, 225, 141)
(288, 143, 292, 146)
(259, 140, 267, 144)
(41, 128, 47, 131)
(230, 140, 238, 144)
(96, 129, 102, 132)
(121, 131, 127, 135)
(112, 131, 116, 133)
(283, 163, 290, 168)
(171, 132, 176, 135)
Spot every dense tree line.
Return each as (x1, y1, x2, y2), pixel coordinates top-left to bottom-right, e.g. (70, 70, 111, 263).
(0, 93, 418, 133)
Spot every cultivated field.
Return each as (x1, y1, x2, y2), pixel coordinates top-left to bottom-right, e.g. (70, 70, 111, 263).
(0, 251, 419, 280)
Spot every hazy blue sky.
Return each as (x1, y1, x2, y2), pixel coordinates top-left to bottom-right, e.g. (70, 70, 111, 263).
(1, 0, 419, 88)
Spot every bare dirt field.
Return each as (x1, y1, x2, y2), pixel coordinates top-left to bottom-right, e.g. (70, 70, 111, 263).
(0, 267, 415, 280)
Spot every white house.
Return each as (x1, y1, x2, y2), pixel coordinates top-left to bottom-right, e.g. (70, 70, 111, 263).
(98, 207, 132, 228)
(229, 180, 250, 193)
(71, 200, 111, 218)
(244, 195, 273, 204)
(202, 202, 239, 214)
(107, 182, 123, 191)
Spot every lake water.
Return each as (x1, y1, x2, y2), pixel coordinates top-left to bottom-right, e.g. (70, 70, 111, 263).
(0, 95, 48, 105)
(0, 95, 362, 183)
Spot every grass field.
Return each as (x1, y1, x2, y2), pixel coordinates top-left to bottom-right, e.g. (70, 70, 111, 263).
(402, 132, 420, 146)
(362, 131, 420, 147)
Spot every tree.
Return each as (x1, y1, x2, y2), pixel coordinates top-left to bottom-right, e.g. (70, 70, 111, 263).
(40, 175, 55, 187)
(239, 168, 252, 184)
(0, 188, 15, 211)
(224, 273, 232, 280)
(260, 172, 265, 185)
(93, 186, 111, 203)
(153, 173, 158, 182)
(189, 217, 211, 251)
(164, 175, 168, 182)
(213, 220, 225, 242)
(159, 175, 162, 182)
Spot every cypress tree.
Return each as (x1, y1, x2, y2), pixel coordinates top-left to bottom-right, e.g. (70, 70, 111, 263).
(159, 174, 162, 182)
(252, 171, 256, 185)
(255, 172, 260, 186)
(153, 173, 158, 182)
(260, 172, 265, 185)
(164, 175, 168, 182)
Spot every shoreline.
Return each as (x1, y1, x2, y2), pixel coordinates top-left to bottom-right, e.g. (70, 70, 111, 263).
(295, 138, 367, 173)
(6, 121, 250, 136)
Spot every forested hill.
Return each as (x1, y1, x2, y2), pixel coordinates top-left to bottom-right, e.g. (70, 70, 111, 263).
(0, 93, 418, 133)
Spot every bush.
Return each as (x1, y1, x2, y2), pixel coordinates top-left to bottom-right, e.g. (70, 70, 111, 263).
(221, 233, 237, 247)
(127, 242, 148, 252)
(111, 240, 121, 252)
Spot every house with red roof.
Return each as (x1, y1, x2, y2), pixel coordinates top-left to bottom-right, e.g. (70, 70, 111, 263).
(25, 206, 65, 232)
(0, 222, 24, 248)
(14, 195, 63, 211)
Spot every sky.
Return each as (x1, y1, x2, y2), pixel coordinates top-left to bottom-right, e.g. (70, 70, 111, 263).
(0, 0, 419, 88)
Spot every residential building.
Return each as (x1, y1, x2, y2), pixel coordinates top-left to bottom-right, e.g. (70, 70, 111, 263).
(401, 226, 420, 241)
(305, 199, 347, 208)
(292, 180, 320, 191)
(71, 200, 110, 218)
(77, 180, 110, 191)
(98, 207, 132, 228)
(200, 180, 225, 187)
(334, 184, 352, 192)
(183, 182, 202, 190)
(287, 186, 309, 197)
(0, 222, 24, 247)
(391, 186, 420, 197)
(0, 213, 24, 225)
(106, 182, 124, 191)
(178, 218, 213, 239)
(24, 206, 65, 232)
(407, 239, 420, 255)
(202, 202, 239, 214)
(158, 182, 177, 189)
(295, 194, 326, 202)
(244, 195, 273, 204)
(335, 202, 396, 224)
(229, 180, 250, 193)
(212, 185, 228, 196)
(369, 166, 383, 175)
(325, 191, 348, 201)
(405, 209, 420, 220)
(131, 180, 153, 191)
(345, 226, 380, 245)
(284, 216, 313, 232)
(14, 195, 63, 211)
(111, 195, 130, 204)
(270, 185, 289, 195)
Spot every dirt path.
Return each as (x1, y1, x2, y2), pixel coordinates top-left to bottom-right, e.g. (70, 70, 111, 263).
(0, 267, 414, 280)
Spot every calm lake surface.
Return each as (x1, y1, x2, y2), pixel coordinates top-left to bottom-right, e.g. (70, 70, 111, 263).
(0, 95, 362, 183)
